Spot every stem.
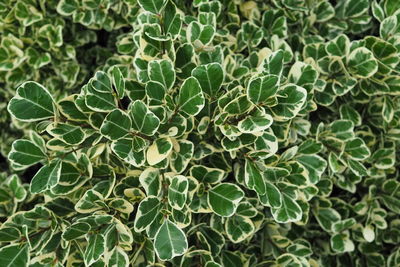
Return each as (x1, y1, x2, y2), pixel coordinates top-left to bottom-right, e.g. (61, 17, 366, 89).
(130, 241, 145, 265)
(20, 227, 51, 243)
(111, 76, 125, 110)
(130, 131, 154, 142)
(322, 139, 342, 155)
(169, 108, 178, 123)
(73, 240, 85, 257)
(117, 97, 124, 110)
(51, 142, 105, 161)
(391, 183, 400, 197)
(227, 105, 259, 125)
(161, 171, 169, 203)
(159, 12, 165, 55)
(53, 103, 61, 125)
(337, 58, 351, 78)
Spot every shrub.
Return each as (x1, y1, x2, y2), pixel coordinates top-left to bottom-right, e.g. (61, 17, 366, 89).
(1, 0, 400, 266)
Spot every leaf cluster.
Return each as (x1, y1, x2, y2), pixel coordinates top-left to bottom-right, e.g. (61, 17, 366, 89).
(1, 0, 400, 266)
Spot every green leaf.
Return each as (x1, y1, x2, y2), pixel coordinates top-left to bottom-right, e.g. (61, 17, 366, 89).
(247, 74, 279, 105)
(384, 0, 400, 16)
(134, 196, 162, 232)
(130, 100, 160, 136)
(236, 202, 258, 217)
(148, 59, 176, 90)
(30, 160, 62, 194)
(371, 147, 395, 169)
(344, 137, 370, 161)
(90, 71, 112, 93)
(347, 158, 368, 176)
(170, 140, 194, 173)
(263, 50, 284, 76)
(223, 95, 253, 115)
(270, 84, 307, 121)
(108, 198, 134, 214)
(225, 215, 255, 243)
(330, 233, 355, 253)
(288, 62, 318, 91)
(332, 218, 357, 233)
(8, 81, 54, 122)
(221, 137, 242, 151)
(178, 77, 205, 116)
(15, 2, 42, 26)
(238, 110, 273, 133)
(8, 174, 27, 201)
(287, 243, 313, 258)
(159, 113, 187, 137)
(383, 95, 395, 122)
(262, 11, 287, 38)
(253, 130, 278, 156)
(106, 247, 129, 267)
(314, 1, 335, 22)
(75, 189, 104, 213)
(168, 175, 189, 210)
(271, 193, 302, 223)
(326, 34, 350, 57)
(328, 119, 355, 140)
(192, 63, 224, 98)
(111, 138, 146, 167)
(221, 251, 242, 267)
(139, 168, 161, 196)
(47, 123, 85, 145)
(62, 222, 91, 241)
(197, 226, 225, 256)
(84, 83, 117, 112)
(380, 195, 400, 214)
(100, 109, 131, 140)
(111, 66, 125, 99)
(164, 1, 182, 38)
(314, 207, 341, 232)
(58, 95, 89, 121)
(85, 234, 106, 265)
(298, 140, 323, 154)
(0, 244, 29, 267)
(56, 0, 78, 16)
(276, 253, 303, 266)
(8, 139, 47, 167)
(187, 21, 215, 46)
(154, 220, 188, 261)
(371, 0, 385, 22)
(258, 181, 282, 208)
(238, 22, 264, 49)
(45, 197, 75, 216)
(296, 154, 327, 184)
(207, 183, 244, 217)
(282, 0, 307, 11)
(26, 48, 50, 68)
(190, 165, 225, 184)
(344, 0, 369, 17)
(347, 48, 378, 78)
(340, 104, 362, 126)
(245, 159, 266, 195)
(138, 0, 167, 14)
(146, 81, 166, 105)
(133, 58, 149, 83)
(146, 137, 173, 166)
(0, 227, 21, 242)
(205, 261, 222, 267)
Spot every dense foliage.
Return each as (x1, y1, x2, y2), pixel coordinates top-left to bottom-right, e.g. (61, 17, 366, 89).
(1, 0, 400, 266)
